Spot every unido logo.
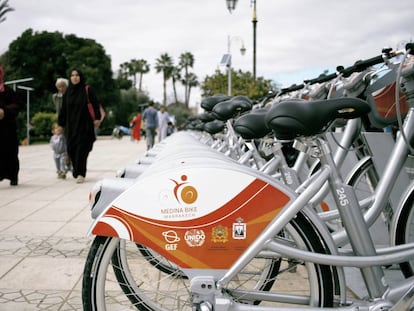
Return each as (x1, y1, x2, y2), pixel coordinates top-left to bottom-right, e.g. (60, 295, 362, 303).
(184, 229, 205, 247)
(170, 175, 198, 205)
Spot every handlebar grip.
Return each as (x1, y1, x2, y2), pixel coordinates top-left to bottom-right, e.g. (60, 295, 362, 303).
(280, 84, 304, 95)
(354, 55, 384, 70)
(338, 65, 357, 77)
(338, 55, 384, 77)
(314, 72, 337, 84)
(304, 73, 338, 84)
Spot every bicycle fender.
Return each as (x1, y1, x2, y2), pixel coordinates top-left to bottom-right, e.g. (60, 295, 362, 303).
(88, 163, 292, 269)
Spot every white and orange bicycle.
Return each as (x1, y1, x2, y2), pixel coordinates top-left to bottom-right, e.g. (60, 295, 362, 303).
(82, 44, 414, 310)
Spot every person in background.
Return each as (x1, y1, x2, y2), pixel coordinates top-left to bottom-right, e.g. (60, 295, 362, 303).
(167, 121, 175, 136)
(129, 112, 141, 142)
(0, 66, 24, 186)
(52, 77, 71, 170)
(157, 106, 170, 142)
(142, 102, 158, 150)
(52, 77, 69, 116)
(50, 123, 67, 179)
(58, 68, 101, 184)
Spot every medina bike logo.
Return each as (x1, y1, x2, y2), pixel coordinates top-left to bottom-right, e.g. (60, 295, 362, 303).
(170, 174, 198, 205)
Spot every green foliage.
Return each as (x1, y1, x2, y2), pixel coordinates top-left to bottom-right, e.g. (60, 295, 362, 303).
(1, 29, 119, 126)
(111, 89, 150, 127)
(166, 102, 192, 129)
(116, 77, 133, 90)
(201, 68, 274, 101)
(155, 53, 174, 105)
(31, 112, 57, 138)
(1, 28, 282, 142)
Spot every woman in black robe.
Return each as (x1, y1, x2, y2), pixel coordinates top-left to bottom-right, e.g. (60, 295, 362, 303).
(58, 68, 101, 183)
(0, 66, 23, 186)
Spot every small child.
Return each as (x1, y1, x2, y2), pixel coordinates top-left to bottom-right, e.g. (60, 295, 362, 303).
(50, 123, 67, 179)
(167, 121, 175, 136)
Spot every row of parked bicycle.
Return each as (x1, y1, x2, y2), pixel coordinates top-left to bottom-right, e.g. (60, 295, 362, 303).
(81, 43, 414, 310)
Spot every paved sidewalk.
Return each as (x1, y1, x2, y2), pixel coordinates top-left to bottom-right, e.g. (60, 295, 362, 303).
(0, 136, 146, 310)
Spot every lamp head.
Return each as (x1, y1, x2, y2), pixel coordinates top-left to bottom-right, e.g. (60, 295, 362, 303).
(226, 0, 238, 13)
(240, 45, 246, 56)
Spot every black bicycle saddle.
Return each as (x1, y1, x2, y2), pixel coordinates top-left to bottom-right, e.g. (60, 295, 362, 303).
(203, 120, 225, 135)
(200, 94, 231, 112)
(198, 112, 216, 123)
(212, 95, 253, 121)
(234, 108, 271, 140)
(265, 98, 371, 140)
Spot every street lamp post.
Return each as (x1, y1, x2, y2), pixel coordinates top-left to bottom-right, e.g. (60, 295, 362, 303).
(252, 0, 257, 80)
(225, 0, 257, 80)
(17, 85, 34, 145)
(5, 78, 34, 144)
(223, 35, 246, 96)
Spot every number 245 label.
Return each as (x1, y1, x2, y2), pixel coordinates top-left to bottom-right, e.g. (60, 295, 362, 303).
(336, 187, 349, 206)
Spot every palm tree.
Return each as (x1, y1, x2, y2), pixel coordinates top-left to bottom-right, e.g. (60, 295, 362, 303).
(179, 52, 195, 107)
(155, 53, 174, 106)
(184, 72, 199, 106)
(0, 0, 14, 24)
(128, 59, 139, 89)
(171, 66, 181, 103)
(119, 62, 130, 79)
(135, 59, 150, 92)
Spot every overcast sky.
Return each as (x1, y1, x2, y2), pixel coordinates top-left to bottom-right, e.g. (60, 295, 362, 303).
(1, 0, 413, 108)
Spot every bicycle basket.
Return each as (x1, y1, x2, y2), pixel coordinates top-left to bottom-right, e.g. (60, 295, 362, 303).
(365, 68, 408, 129)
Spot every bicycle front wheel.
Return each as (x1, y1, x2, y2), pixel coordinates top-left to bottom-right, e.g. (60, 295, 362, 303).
(82, 212, 333, 310)
(394, 187, 414, 277)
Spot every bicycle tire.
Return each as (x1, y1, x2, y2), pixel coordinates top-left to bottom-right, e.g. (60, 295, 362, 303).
(347, 157, 384, 205)
(323, 157, 392, 232)
(82, 211, 333, 310)
(347, 157, 394, 229)
(394, 188, 414, 277)
(136, 243, 187, 278)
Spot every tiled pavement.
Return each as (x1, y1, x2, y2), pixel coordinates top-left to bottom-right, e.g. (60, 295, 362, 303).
(0, 136, 146, 310)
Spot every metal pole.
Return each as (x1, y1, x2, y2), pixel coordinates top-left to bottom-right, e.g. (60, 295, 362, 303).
(252, 0, 257, 80)
(228, 35, 232, 96)
(17, 86, 34, 145)
(26, 90, 30, 145)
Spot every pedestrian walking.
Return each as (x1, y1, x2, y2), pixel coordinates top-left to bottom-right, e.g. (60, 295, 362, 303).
(157, 106, 170, 142)
(58, 68, 101, 184)
(142, 102, 158, 150)
(52, 77, 68, 116)
(0, 66, 24, 186)
(129, 113, 141, 142)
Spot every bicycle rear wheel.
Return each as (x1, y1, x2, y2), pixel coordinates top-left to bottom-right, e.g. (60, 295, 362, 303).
(82, 212, 333, 310)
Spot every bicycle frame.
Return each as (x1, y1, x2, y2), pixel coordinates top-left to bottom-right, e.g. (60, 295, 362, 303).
(88, 120, 414, 310)
(87, 47, 414, 310)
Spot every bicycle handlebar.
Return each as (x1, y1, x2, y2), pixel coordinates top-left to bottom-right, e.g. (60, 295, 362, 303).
(279, 44, 413, 97)
(338, 54, 385, 77)
(304, 72, 338, 85)
(279, 84, 305, 95)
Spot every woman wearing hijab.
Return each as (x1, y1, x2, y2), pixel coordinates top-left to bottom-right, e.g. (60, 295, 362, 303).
(0, 66, 23, 186)
(58, 68, 101, 184)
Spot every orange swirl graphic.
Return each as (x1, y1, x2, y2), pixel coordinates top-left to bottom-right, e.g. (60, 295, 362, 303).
(180, 185, 198, 204)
